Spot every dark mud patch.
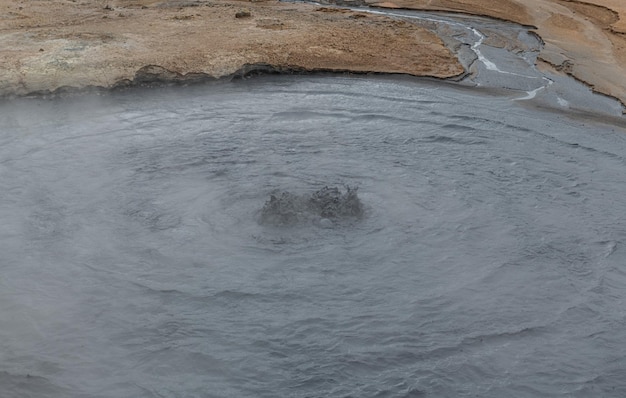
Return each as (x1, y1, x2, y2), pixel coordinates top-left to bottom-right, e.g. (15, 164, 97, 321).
(260, 186, 364, 226)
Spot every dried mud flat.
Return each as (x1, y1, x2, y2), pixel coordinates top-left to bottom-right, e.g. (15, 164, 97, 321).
(1, 0, 625, 111)
(0, 0, 463, 96)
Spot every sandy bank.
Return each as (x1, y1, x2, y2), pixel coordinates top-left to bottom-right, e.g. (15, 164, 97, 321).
(0, 0, 463, 96)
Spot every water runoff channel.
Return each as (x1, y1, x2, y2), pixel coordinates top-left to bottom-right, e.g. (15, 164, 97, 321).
(1, 4, 626, 398)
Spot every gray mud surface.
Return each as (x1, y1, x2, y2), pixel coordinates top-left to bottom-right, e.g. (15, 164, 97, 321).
(1, 75, 625, 397)
(1, 7, 625, 397)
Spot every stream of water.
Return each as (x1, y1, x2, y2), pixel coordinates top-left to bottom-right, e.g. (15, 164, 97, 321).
(1, 74, 626, 397)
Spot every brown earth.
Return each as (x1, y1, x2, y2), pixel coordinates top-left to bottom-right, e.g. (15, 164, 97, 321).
(0, 0, 464, 96)
(366, 0, 626, 107)
(1, 0, 625, 109)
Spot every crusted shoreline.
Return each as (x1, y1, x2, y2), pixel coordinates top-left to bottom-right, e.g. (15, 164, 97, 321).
(1, 63, 461, 100)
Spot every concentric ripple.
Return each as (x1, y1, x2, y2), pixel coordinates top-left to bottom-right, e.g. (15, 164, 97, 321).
(1, 75, 626, 398)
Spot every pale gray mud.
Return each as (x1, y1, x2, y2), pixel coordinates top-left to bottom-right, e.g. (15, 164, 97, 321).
(1, 75, 626, 398)
(342, 4, 626, 116)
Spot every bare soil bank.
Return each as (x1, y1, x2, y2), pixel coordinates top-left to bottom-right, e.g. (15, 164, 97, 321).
(0, 0, 463, 96)
(1, 0, 625, 109)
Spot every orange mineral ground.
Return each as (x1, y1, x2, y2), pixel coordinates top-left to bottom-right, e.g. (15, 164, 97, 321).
(0, 0, 463, 95)
(1, 0, 625, 108)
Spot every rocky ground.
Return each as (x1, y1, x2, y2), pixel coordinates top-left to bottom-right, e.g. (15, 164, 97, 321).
(1, 0, 625, 110)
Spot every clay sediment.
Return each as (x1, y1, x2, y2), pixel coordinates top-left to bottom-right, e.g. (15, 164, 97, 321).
(365, 0, 626, 108)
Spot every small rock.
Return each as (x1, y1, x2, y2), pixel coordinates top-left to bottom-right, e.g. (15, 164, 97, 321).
(235, 10, 251, 19)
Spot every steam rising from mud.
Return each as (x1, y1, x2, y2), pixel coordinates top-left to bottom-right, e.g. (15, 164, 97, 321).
(2, 76, 626, 398)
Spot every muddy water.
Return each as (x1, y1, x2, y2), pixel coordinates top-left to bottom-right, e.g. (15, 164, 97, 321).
(1, 75, 626, 397)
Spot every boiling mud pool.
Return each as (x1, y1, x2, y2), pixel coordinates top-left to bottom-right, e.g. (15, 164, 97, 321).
(1, 76, 626, 397)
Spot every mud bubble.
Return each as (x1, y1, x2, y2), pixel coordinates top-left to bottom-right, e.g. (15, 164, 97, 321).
(259, 186, 364, 226)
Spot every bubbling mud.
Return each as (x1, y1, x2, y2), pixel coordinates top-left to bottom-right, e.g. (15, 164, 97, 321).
(259, 186, 363, 226)
(1, 76, 626, 398)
